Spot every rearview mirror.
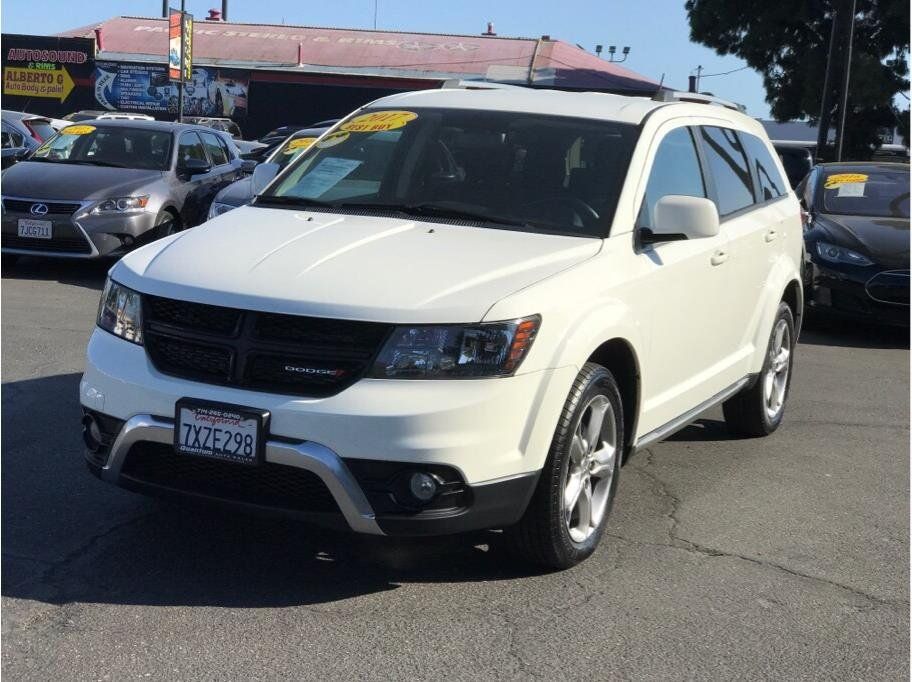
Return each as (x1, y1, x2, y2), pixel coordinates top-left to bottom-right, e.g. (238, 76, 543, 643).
(641, 195, 720, 244)
(179, 158, 211, 176)
(251, 162, 280, 194)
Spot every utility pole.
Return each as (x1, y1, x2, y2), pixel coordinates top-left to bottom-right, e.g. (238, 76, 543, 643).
(834, 0, 857, 161)
(815, 10, 839, 161)
(177, 0, 186, 122)
(373, 1, 378, 29)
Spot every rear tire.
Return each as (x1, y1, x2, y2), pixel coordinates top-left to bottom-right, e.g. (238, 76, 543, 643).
(723, 302, 795, 437)
(508, 362, 623, 569)
(153, 210, 181, 241)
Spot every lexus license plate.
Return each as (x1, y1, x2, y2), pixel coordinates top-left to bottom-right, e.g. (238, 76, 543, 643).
(17, 219, 52, 239)
(174, 399, 269, 465)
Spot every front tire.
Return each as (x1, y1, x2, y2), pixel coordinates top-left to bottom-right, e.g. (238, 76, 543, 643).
(723, 301, 796, 437)
(509, 362, 623, 569)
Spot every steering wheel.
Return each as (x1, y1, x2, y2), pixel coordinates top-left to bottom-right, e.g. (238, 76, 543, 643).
(525, 195, 600, 230)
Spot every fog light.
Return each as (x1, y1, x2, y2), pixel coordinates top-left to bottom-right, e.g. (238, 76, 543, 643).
(408, 472, 438, 502)
(82, 414, 103, 452)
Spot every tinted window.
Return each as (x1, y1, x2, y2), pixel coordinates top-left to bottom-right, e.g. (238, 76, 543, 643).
(743, 134, 787, 200)
(178, 132, 207, 165)
(32, 126, 172, 170)
(821, 168, 910, 218)
(266, 108, 638, 238)
(699, 126, 755, 216)
(23, 120, 57, 142)
(200, 131, 228, 165)
(638, 127, 706, 229)
(1, 125, 24, 148)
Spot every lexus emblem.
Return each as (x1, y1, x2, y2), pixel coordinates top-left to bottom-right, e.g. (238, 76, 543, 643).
(29, 203, 49, 216)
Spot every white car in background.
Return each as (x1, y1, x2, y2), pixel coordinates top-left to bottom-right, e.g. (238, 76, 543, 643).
(80, 87, 803, 569)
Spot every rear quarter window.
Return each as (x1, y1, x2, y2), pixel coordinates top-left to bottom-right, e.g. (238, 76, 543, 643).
(742, 133, 788, 200)
(698, 126, 755, 216)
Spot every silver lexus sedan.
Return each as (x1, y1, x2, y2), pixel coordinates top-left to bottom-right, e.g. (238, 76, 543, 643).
(1, 119, 243, 262)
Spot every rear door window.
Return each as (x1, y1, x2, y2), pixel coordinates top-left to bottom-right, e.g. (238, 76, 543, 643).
(200, 131, 229, 166)
(742, 133, 787, 200)
(698, 126, 755, 216)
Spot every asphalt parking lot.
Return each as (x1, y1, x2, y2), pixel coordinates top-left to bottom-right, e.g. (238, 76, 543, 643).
(2, 258, 909, 680)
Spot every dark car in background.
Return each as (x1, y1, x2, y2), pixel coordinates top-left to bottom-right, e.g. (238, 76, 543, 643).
(799, 162, 909, 325)
(1, 110, 60, 169)
(1, 119, 243, 261)
(772, 141, 815, 189)
(207, 125, 331, 219)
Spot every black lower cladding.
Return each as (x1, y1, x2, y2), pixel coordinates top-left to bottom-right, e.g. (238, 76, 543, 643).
(142, 295, 393, 397)
(119, 441, 340, 514)
(82, 409, 126, 467)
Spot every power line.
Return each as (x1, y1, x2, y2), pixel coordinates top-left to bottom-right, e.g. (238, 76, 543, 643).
(696, 64, 751, 79)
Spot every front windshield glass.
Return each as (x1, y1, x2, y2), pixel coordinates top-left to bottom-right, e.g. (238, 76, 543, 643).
(260, 108, 638, 237)
(31, 125, 172, 171)
(268, 134, 321, 170)
(821, 168, 910, 219)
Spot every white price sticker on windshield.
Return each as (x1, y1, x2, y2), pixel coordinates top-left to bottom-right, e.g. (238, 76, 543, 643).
(293, 157, 362, 198)
(837, 182, 866, 197)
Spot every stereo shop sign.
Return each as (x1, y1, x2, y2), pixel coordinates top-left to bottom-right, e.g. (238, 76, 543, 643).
(2, 34, 94, 103)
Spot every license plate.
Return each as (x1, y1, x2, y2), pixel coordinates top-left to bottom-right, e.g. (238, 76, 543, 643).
(174, 399, 269, 466)
(17, 219, 52, 239)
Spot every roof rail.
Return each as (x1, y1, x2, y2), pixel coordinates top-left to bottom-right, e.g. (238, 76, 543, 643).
(440, 79, 524, 91)
(651, 89, 746, 113)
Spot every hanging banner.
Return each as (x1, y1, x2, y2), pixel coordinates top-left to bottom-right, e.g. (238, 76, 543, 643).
(181, 13, 194, 82)
(95, 61, 249, 116)
(168, 9, 181, 81)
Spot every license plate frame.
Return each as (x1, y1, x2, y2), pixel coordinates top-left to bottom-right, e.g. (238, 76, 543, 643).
(17, 218, 52, 239)
(174, 398, 270, 466)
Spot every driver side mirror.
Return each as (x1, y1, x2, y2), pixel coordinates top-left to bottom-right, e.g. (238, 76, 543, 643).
(640, 195, 720, 244)
(179, 157, 211, 177)
(240, 159, 258, 174)
(251, 162, 279, 194)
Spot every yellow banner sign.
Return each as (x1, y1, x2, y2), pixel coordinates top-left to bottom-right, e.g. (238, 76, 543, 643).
(3, 66, 75, 101)
(341, 110, 417, 133)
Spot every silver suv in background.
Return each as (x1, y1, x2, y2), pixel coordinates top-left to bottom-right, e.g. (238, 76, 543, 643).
(1, 119, 243, 261)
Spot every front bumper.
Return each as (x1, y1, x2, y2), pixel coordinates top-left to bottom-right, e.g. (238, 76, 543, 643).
(81, 329, 573, 535)
(1, 198, 158, 258)
(805, 259, 909, 326)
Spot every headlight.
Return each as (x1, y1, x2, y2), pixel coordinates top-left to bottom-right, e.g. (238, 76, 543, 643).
(97, 278, 143, 344)
(368, 316, 540, 379)
(91, 195, 150, 214)
(815, 241, 873, 266)
(208, 201, 237, 219)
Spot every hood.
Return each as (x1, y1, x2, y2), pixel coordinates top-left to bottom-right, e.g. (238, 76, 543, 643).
(114, 207, 601, 323)
(1, 161, 162, 201)
(817, 213, 910, 268)
(214, 176, 254, 207)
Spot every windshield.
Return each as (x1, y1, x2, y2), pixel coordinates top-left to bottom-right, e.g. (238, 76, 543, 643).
(31, 125, 172, 171)
(260, 108, 638, 237)
(821, 168, 910, 219)
(267, 134, 322, 170)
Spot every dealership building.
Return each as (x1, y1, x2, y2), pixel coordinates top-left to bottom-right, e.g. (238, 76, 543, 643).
(3, 15, 659, 138)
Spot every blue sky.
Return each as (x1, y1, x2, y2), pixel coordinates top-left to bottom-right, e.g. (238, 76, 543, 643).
(1, 0, 774, 117)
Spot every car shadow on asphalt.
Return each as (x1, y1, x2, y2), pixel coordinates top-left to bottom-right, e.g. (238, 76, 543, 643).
(2, 373, 546, 612)
(2, 257, 111, 291)
(799, 314, 909, 350)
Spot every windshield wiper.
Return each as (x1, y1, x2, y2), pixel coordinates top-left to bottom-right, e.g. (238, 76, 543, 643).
(253, 195, 336, 209)
(330, 201, 530, 227)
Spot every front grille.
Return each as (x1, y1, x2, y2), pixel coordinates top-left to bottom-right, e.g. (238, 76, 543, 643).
(120, 442, 340, 513)
(1, 234, 91, 253)
(2, 199, 83, 215)
(866, 271, 910, 305)
(143, 295, 391, 397)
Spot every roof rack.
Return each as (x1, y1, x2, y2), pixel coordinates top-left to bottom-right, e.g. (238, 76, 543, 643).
(440, 79, 525, 91)
(651, 89, 746, 113)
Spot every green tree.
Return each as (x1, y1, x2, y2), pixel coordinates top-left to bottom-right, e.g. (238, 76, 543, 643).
(685, 0, 910, 160)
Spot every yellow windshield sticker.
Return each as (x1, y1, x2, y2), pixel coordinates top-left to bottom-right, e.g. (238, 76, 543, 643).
(824, 173, 868, 189)
(315, 131, 350, 148)
(62, 124, 96, 135)
(284, 137, 317, 153)
(341, 110, 417, 133)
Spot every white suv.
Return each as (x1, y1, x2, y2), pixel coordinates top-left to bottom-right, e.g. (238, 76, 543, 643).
(81, 87, 802, 569)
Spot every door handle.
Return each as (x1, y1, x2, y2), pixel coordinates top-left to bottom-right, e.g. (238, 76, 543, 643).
(711, 250, 728, 266)
(765, 229, 777, 243)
